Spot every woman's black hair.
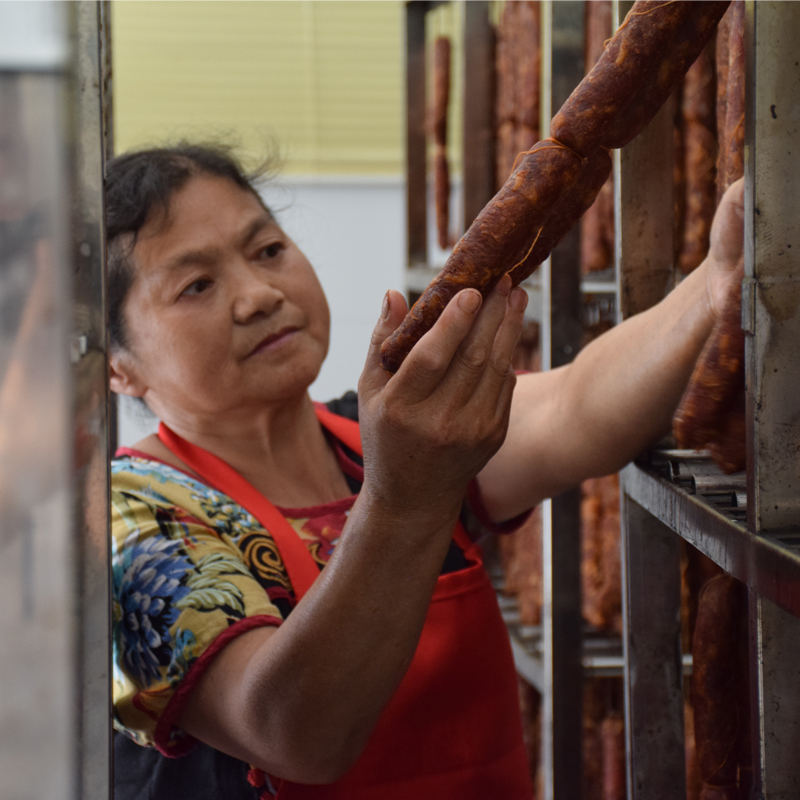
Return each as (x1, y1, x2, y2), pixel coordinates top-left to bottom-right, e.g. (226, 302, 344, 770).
(105, 143, 273, 351)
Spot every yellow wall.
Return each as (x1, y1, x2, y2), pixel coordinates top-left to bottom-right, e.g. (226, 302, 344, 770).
(111, 1, 406, 175)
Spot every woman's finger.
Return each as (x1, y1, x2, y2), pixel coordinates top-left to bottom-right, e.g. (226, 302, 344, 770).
(476, 285, 527, 399)
(358, 290, 408, 400)
(439, 275, 514, 403)
(389, 288, 483, 405)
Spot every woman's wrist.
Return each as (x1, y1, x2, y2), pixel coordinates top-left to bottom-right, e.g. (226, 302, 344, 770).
(351, 477, 462, 546)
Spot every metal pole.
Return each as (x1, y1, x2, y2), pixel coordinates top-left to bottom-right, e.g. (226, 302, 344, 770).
(541, 3, 585, 798)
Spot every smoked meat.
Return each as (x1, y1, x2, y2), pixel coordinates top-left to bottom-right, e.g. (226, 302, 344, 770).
(580, 0, 615, 275)
(382, 140, 582, 373)
(383, 0, 730, 373)
(691, 574, 742, 800)
(678, 45, 717, 274)
(433, 37, 451, 250)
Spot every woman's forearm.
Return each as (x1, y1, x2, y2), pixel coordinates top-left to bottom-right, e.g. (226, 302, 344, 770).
(238, 489, 460, 781)
(179, 484, 464, 784)
(557, 259, 716, 473)
(479, 259, 719, 519)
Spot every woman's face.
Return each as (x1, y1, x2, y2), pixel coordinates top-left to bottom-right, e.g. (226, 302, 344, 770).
(110, 174, 330, 418)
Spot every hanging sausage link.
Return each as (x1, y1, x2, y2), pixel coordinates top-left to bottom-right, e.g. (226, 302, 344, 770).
(382, 0, 731, 373)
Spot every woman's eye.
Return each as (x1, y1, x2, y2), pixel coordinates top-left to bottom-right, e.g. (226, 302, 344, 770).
(259, 242, 283, 259)
(181, 278, 212, 297)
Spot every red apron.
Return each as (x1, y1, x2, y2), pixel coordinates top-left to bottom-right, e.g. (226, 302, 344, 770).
(158, 405, 531, 799)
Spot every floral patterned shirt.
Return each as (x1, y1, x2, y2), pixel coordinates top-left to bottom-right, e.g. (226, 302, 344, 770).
(112, 440, 366, 756)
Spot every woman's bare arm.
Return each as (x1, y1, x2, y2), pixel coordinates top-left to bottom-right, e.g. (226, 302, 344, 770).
(477, 179, 745, 522)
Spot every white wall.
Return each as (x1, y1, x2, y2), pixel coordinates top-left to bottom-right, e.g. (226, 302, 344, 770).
(117, 176, 406, 448)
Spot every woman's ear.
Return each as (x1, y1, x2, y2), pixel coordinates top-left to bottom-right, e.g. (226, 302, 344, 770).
(109, 350, 147, 398)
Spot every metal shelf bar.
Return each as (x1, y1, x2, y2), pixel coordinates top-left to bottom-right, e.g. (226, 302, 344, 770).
(622, 462, 800, 619)
(611, 4, 688, 797)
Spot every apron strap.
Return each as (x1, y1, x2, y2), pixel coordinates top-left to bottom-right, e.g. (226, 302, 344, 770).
(157, 423, 321, 599)
(158, 405, 477, 597)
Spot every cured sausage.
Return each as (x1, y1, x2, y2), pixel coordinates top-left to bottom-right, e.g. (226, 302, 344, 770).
(550, 1, 696, 157)
(599, 2, 729, 153)
(517, 1, 541, 134)
(508, 148, 613, 284)
(580, 0, 615, 275)
(674, 1, 745, 472)
(691, 574, 742, 800)
(715, 5, 732, 202)
(495, 1, 518, 130)
(495, 1, 540, 189)
(678, 45, 717, 274)
(601, 714, 626, 800)
(495, 3, 518, 188)
(721, 1, 745, 191)
(382, 140, 582, 373)
(433, 37, 451, 250)
(382, 0, 731, 373)
(496, 121, 517, 192)
(581, 474, 622, 634)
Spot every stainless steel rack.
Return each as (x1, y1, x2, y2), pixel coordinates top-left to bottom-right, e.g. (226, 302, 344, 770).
(616, 2, 800, 798)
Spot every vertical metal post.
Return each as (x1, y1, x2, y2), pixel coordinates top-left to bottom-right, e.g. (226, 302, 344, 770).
(744, 1, 800, 533)
(461, 1, 494, 232)
(612, 4, 682, 797)
(72, 3, 112, 797)
(620, 497, 686, 800)
(98, 0, 117, 455)
(406, 2, 428, 267)
(752, 596, 800, 798)
(744, 4, 800, 797)
(613, 3, 675, 323)
(0, 1, 110, 797)
(540, 3, 584, 798)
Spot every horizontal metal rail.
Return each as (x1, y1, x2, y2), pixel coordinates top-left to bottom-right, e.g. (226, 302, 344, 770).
(622, 459, 800, 619)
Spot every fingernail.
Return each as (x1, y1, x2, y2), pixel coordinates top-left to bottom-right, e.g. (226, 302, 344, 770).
(510, 287, 528, 312)
(458, 290, 482, 314)
(380, 291, 390, 320)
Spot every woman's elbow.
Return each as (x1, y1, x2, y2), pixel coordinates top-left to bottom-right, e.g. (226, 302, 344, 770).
(263, 741, 363, 785)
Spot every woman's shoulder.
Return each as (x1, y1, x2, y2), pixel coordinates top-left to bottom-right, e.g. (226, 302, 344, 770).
(111, 453, 264, 546)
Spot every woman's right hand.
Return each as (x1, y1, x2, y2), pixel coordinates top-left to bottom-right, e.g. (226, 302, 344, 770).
(357, 275, 528, 526)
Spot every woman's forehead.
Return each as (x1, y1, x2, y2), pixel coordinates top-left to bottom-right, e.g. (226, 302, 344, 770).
(135, 175, 276, 268)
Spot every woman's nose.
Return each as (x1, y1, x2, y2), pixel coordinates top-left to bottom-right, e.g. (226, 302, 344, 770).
(231, 266, 285, 323)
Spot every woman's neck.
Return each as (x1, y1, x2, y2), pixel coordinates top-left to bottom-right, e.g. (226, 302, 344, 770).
(132, 393, 353, 508)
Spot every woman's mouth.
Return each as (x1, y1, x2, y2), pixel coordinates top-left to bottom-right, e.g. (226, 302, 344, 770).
(249, 327, 298, 356)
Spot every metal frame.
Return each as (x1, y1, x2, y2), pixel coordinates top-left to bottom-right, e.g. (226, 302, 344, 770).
(0, 2, 111, 798)
(618, 2, 800, 798)
(72, 4, 113, 796)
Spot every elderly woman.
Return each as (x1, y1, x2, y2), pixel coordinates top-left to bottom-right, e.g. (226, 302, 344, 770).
(110, 145, 744, 800)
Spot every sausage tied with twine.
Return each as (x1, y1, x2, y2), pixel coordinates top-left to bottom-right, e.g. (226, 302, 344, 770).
(381, 0, 731, 374)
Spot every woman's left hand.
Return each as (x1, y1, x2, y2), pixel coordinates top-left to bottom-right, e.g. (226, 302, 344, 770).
(705, 177, 745, 320)
(356, 275, 528, 525)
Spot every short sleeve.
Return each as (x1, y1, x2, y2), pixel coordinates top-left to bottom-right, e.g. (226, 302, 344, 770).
(112, 488, 283, 756)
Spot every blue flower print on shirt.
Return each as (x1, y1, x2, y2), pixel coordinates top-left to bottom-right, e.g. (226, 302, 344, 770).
(113, 533, 192, 687)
